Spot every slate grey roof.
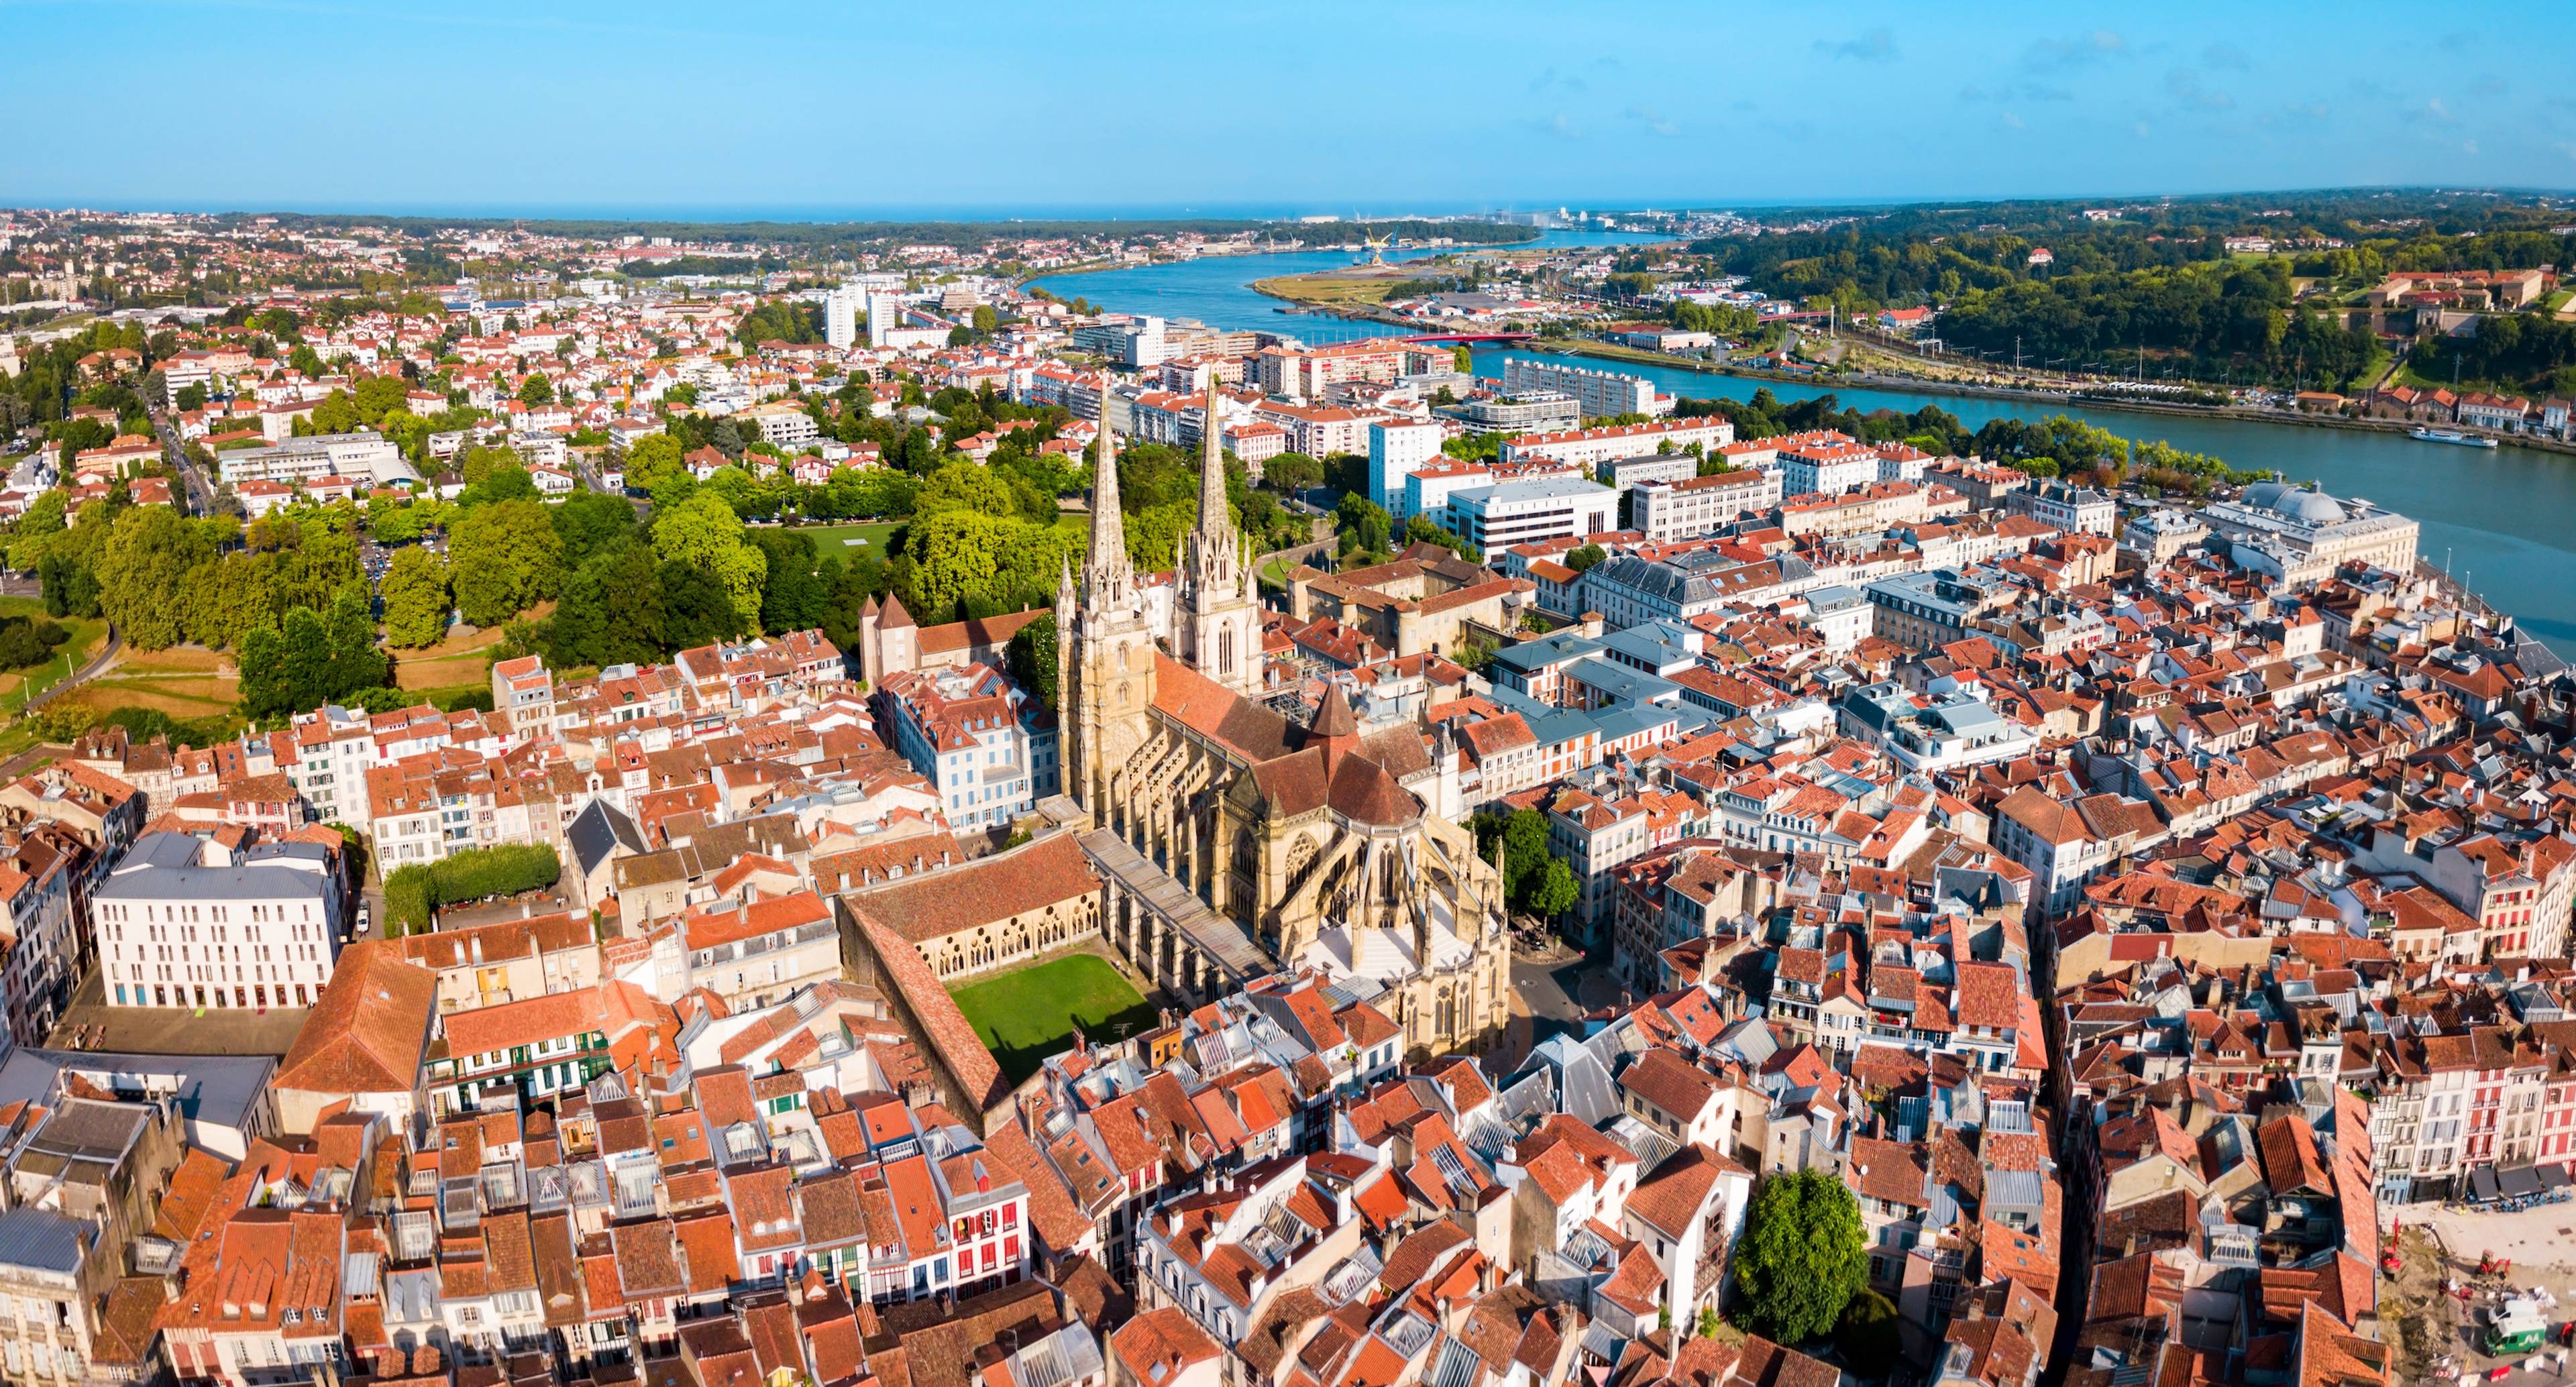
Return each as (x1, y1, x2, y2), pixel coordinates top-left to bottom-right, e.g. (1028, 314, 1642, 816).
(566, 799, 648, 877)
(0, 1208, 85, 1275)
(94, 833, 331, 904)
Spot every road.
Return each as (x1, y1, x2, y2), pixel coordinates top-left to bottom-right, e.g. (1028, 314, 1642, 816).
(22, 622, 120, 712)
(144, 400, 215, 514)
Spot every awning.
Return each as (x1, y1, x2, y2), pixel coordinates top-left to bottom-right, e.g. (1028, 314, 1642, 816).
(2500, 1165, 2545, 1199)
(2471, 1166, 2502, 1202)
(2541, 1164, 2573, 1190)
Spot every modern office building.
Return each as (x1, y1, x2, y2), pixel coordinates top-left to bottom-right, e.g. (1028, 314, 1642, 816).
(1443, 477, 1621, 551)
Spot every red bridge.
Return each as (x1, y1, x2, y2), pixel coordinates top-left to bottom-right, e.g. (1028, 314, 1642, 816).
(1397, 331, 1536, 345)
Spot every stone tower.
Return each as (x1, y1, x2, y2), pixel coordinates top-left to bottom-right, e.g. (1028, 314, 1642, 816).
(1179, 378, 1265, 695)
(1058, 414, 1158, 817)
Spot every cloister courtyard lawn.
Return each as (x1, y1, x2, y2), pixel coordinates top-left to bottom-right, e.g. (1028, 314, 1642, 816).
(948, 952, 1156, 1085)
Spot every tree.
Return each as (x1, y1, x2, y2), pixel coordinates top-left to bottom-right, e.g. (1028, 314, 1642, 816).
(382, 547, 453, 648)
(321, 587, 390, 698)
(1452, 344, 1473, 373)
(449, 498, 564, 627)
(1734, 1169, 1868, 1345)
(915, 460, 1019, 518)
(753, 531, 826, 634)
(1498, 808, 1550, 906)
(518, 373, 555, 406)
(95, 506, 215, 649)
(1122, 500, 1193, 572)
(1007, 612, 1058, 708)
(547, 546, 669, 667)
(1833, 1290, 1902, 1378)
(550, 490, 637, 568)
(659, 559, 745, 649)
(652, 494, 767, 624)
(900, 510, 1067, 623)
(1263, 453, 1324, 493)
(1564, 543, 1607, 573)
(623, 433, 685, 492)
(1528, 858, 1580, 918)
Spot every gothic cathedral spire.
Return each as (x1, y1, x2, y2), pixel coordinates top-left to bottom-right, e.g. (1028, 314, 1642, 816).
(1082, 388, 1134, 614)
(1195, 376, 1234, 556)
(1180, 374, 1263, 695)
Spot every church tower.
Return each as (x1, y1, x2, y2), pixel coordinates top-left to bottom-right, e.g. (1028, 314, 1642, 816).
(1179, 378, 1265, 695)
(1058, 410, 1159, 818)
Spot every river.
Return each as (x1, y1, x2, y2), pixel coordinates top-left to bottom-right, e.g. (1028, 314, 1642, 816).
(1034, 237, 2576, 650)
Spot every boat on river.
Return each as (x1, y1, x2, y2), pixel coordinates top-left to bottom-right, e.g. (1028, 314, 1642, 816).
(2412, 427, 2499, 449)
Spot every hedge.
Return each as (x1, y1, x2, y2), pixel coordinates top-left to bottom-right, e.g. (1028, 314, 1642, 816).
(381, 842, 562, 936)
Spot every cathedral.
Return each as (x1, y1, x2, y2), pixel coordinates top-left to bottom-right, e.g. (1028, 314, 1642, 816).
(1055, 382, 1513, 1058)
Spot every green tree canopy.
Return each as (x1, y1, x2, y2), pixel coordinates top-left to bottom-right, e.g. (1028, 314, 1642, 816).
(381, 547, 453, 649)
(1007, 611, 1059, 709)
(95, 506, 217, 649)
(449, 498, 564, 628)
(652, 493, 768, 624)
(1735, 1169, 1868, 1345)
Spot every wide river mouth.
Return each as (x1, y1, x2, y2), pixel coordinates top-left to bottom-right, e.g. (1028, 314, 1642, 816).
(1033, 233, 2576, 652)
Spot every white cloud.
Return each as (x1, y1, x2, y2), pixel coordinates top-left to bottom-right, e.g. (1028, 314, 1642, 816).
(1815, 28, 1897, 62)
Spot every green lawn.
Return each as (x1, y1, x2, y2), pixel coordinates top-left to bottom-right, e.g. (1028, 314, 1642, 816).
(949, 953, 1155, 1086)
(788, 512, 1089, 561)
(787, 520, 903, 556)
(0, 598, 109, 716)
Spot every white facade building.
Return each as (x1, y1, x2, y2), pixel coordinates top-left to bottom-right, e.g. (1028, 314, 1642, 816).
(93, 832, 344, 1011)
(1778, 441, 1881, 498)
(825, 286, 861, 349)
(873, 663, 1061, 832)
(1444, 478, 1622, 551)
(1629, 469, 1782, 542)
(1368, 421, 1445, 519)
(1500, 357, 1668, 419)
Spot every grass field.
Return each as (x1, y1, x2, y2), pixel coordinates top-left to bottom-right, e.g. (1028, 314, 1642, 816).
(67, 644, 240, 724)
(1251, 270, 1419, 307)
(0, 598, 109, 714)
(788, 514, 1091, 564)
(949, 953, 1155, 1086)
(788, 520, 903, 557)
(395, 609, 544, 689)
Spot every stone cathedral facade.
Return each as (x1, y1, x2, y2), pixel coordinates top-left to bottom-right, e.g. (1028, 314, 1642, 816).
(1056, 386, 1512, 1058)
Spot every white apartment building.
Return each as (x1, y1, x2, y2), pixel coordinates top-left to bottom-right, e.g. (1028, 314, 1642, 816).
(873, 663, 1060, 832)
(93, 832, 343, 1011)
(824, 286, 860, 349)
(1629, 469, 1782, 542)
(2005, 480, 2116, 536)
(1444, 478, 1622, 551)
(1497, 417, 1733, 469)
(1368, 420, 1444, 518)
(1252, 401, 1373, 459)
(738, 402, 820, 449)
(1500, 357, 1669, 419)
(1778, 440, 1882, 498)
(217, 434, 410, 488)
(867, 293, 905, 348)
(281, 704, 382, 826)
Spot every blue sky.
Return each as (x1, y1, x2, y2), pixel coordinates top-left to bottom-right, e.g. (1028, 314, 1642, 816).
(3, 0, 2567, 217)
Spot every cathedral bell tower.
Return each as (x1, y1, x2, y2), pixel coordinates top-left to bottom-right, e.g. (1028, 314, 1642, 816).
(1057, 403, 1158, 819)
(1179, 378, 1265, 695)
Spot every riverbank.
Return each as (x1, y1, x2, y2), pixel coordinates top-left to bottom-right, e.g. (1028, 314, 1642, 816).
(1522, 339, 2576, 462)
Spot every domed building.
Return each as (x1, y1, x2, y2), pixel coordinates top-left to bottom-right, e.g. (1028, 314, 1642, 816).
(1055, 393, 1511, 1059)
(2202, 478, 2419, 586)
